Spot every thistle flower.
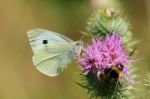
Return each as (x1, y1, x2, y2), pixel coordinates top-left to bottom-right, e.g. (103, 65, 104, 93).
(75, 9, 137, 99)
(79, 34, 130, 81)
(77, 34, 133, 99)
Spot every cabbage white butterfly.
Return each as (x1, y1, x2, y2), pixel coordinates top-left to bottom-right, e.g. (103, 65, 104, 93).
(27, 28, 82, 76)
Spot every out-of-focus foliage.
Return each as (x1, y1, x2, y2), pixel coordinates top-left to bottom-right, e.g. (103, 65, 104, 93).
(145, 72, 150, 92)
(0, 0, 149, 99)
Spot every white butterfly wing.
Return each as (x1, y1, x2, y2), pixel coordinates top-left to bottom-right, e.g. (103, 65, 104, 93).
(32, 44, 75, 76)
(27, 28, 76, 76)
(27, 28, 73, 53)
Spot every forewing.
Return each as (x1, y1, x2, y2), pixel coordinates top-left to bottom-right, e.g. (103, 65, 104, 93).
(32, 44, 75, 76)
(27, 28, 73, 53)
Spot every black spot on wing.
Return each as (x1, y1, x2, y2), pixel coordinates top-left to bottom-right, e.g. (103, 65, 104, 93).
(43, 40, 48, 44)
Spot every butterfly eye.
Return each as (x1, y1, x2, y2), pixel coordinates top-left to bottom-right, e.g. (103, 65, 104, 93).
(75, 41, 83, 46)
(43, 40, 48, 44)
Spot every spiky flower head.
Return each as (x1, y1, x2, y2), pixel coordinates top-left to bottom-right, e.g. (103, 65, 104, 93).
(79, 34, 130, 81)
(76, 9, 137, 99)
(77, 33, 133, 99)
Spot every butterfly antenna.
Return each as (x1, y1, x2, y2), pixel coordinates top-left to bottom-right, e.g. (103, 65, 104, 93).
(79, 35, 85, 41)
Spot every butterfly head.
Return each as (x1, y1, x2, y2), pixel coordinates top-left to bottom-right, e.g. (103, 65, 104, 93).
(73, 40, 84, 59)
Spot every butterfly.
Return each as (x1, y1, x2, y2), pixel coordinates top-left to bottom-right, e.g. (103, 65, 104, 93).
(27, 28, 82, 76)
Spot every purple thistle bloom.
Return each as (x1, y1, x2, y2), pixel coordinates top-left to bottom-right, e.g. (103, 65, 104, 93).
(78, 33, 130, 81)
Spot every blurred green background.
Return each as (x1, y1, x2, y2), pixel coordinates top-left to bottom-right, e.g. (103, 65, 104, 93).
(0, 0, 149, 99)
